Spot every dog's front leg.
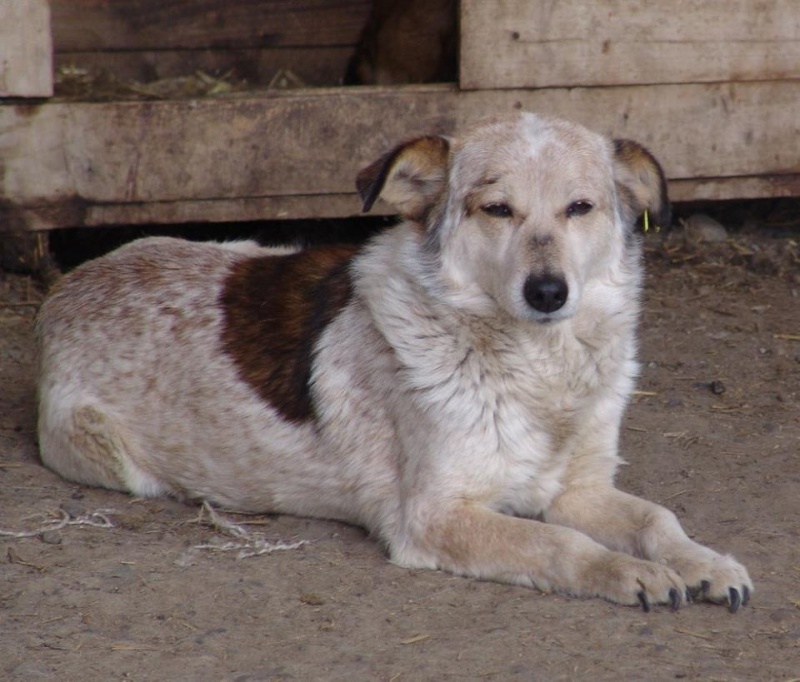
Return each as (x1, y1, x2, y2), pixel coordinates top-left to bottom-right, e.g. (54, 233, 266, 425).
(544, 486, 753, 611)
(392, 502, 687, 609)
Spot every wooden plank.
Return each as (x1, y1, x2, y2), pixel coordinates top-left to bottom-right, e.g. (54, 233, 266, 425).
(0, 86, 454, 209)
(13, 176, 799, 232)
(71, 195, 375, 228)
(18, 177, 800, 232)
(51, 0, 371, 51)
(670, 175, 800, 203)
(461, 0, 800, 90)
(2, 81, 799, 230)
(0, 0, 53, 98)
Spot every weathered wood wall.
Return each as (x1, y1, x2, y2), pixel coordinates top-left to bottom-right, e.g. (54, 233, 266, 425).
(3, 80, 799, 232)
(0, 0, 53, 97)
(1, 0, 799, 237)
(460, 0, 800, 89)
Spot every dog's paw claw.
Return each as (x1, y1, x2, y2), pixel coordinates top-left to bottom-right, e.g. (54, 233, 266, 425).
(728, 587, 741, 613)
(742, 585, 751, 607)
(669, 551, 752, 611)
(637, 590, 651, 613)
(669, 588, 681, 611)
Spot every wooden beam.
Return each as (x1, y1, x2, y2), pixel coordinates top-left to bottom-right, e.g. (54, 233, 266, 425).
(670, 175, 800, 203)
(0, 0, 53, 98)
(2, 82, 799, 230)
(25, 195, 377, 231)
(461, 0, 800, 90)
(16, 178, 800, 233)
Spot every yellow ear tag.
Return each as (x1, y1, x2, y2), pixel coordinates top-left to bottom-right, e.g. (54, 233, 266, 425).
(641, 209, 661, 234)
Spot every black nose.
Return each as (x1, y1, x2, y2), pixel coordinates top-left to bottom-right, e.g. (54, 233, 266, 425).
(523, 275, 568, 313)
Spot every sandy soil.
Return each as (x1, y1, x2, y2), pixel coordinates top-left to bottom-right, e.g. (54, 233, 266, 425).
(1, 218, 798, 681)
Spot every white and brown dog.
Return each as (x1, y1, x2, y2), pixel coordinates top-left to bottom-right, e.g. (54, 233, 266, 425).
(36, 113, 752, 611)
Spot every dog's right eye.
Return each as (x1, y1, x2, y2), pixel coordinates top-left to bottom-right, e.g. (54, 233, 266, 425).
(481, 203, 513, 218)
(566, 200, 594, 218)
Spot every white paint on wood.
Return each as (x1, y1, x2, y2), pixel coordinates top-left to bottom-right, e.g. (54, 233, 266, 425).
(0, 0, 53, 97)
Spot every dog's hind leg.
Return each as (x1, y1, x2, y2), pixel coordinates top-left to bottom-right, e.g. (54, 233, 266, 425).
(38, 400, 167, 497)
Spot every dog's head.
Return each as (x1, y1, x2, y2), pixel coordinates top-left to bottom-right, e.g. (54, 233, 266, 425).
(357, 113, 669, 323)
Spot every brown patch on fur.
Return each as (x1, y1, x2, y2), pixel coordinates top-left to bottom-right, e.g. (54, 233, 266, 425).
(220, 245, 360, 423)
(66, 405, 129, 490)
(357, 136, 450, 225)
(463, 176, 503, 218)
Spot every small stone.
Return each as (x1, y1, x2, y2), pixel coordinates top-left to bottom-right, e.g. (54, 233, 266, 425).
(300, 593, 325, 606)
(40, 530, 63, 545)
(59, 500, 85, 518)
(710, 380, 726, 395)
(684, 214, 728, 243)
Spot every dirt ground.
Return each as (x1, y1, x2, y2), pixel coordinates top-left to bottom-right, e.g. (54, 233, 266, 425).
(1, 210, 799, 681)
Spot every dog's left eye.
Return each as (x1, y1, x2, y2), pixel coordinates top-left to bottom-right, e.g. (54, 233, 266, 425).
(566, 200, 594, 218)
(481, 203, 513, 218)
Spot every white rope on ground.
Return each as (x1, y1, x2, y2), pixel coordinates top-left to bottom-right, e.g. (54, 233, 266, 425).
(193, 500, 307, 559)
(0, 509, 117, 539)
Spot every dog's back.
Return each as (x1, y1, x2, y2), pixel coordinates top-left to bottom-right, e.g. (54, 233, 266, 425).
(37, 238, 263, 496)
(37, 238, 383, 520)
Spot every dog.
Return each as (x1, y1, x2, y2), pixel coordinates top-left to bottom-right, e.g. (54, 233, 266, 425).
(35, 112, 752, 611)
(345, 0, 457, 85)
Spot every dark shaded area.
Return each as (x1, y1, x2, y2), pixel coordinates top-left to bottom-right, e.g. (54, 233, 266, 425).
(671, 197, 800, 239)
(48, 216, 395, 273)
(46, 198, 800, 274)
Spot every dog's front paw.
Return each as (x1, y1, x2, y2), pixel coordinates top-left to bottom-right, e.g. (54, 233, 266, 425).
(667, 546, 753, 613)
(585, 552, 687, 612)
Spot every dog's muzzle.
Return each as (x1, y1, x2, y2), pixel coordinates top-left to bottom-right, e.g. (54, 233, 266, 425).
(523, 275, 568, 314)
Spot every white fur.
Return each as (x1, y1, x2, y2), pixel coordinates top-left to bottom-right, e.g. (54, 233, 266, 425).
(35, 113, 752, 610)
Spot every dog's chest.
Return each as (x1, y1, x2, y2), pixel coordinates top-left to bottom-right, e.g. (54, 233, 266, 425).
(480, 341, 597, 449)
(413, 321, 627, 511)
(358, 260, 633, 513)
(396, 307, 626, 431)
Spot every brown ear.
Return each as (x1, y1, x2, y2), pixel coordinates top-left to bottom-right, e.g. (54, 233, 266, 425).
(613, 139, 671, 231)
(356, 136, 450, 221)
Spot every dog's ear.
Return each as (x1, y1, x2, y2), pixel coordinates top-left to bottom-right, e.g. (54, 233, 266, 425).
(356, 136, 450, 221)
(612, 139, 671, 232)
